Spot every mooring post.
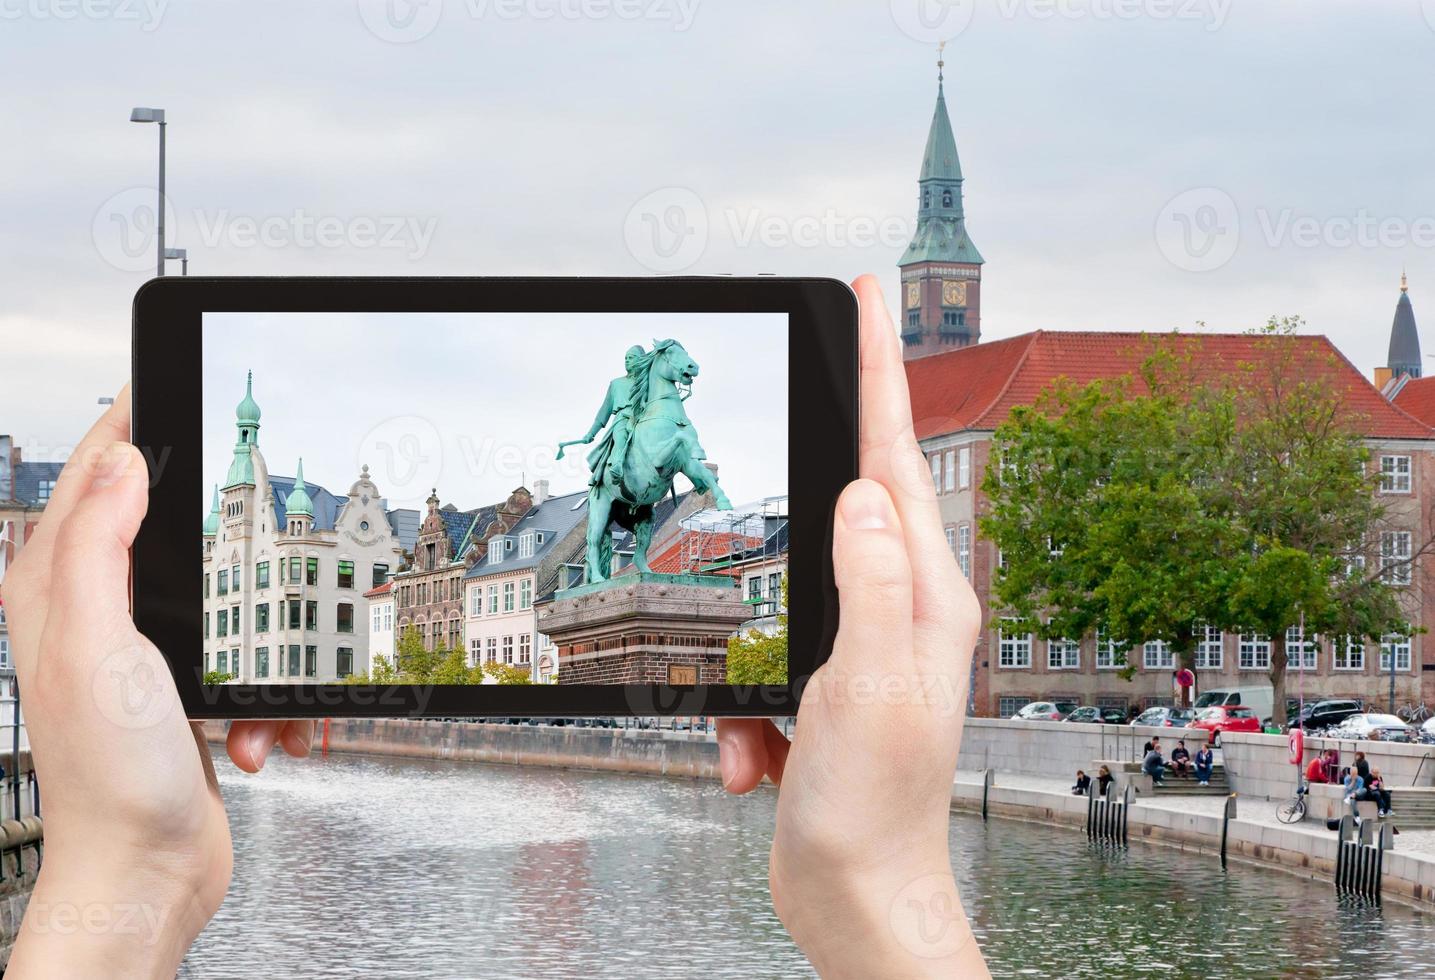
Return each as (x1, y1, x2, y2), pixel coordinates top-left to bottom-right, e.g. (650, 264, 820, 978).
(981, 768, 994, 823)
(1220, 793, 1237, 870)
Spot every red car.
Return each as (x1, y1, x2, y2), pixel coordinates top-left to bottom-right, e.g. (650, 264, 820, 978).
(1191, 705, 1261, 745)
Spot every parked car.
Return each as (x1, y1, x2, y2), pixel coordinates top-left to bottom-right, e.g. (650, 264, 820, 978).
(1193, 686, 1275, 727)
(1063, 705, 1129, 725)
(1287, 699, 1364, 732)
(1190, 705, 1261, 745)
(1129, 706, 1197, 729)
(1332, 713, 1414, 742)
(1012, 701, 1065, 722)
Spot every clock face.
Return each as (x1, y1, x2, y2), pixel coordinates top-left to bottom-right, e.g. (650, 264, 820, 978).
(906, 281, 920, 309)
(942, 279, 967, 307)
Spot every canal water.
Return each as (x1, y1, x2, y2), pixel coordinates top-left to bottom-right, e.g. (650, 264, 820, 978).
(185, 751, 1435, 979)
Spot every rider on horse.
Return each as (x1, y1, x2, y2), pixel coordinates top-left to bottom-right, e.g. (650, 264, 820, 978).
(557, 344, 645, 490)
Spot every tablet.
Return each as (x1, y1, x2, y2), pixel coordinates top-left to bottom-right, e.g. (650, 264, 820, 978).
(131, 277, 857, 718)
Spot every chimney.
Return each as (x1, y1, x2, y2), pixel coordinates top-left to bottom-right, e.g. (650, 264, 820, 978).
(1374, 366, 1394, 392)
(533, 479, 550, 505)
(0, 436, 11, 501)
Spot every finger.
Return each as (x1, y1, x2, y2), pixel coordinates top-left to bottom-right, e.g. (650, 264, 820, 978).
(718, 717, 774, 794)
(39, 444, 148, 665)
(191, 721, 223, 796)
(279, 719, 316, 758)
(849, 276, 964, 629)
(829, 479, 914, 668)
(759, 719, 791, 785)
(227, 720, 286, 773)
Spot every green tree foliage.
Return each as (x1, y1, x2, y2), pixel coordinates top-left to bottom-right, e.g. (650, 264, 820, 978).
(727, 576, 788, 685)
(202, 670, 234, 685)
(982, 322, 1417, 724)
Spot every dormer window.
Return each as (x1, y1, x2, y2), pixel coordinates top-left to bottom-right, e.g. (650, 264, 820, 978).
(519, 532, 535, 559)
(489, 537, 505, 564)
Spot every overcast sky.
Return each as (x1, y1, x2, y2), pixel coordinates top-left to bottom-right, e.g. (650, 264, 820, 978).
(7, 1, 1435, 460)
(203, 312, 787, 512)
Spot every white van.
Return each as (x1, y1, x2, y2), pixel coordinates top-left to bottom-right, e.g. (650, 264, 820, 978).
(1194, 686, 1274, 725)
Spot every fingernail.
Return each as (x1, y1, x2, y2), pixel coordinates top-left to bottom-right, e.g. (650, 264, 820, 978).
(91, 442, 132, 489)
(838, 480, 894, 530)
(719, 736, 741, 790)
(246, 730, 274, 769)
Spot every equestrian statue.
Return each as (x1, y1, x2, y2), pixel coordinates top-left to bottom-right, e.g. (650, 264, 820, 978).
(556, 339, 732, 584)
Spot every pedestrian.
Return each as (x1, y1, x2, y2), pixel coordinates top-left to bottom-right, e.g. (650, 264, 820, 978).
(1072, 769, 1091, 795)
(1170, 740, 1192, 778)
(1096, 764, 1115, 797)
(1143, 744, 1166, 786)
(1193, 743, 1214, 786)
(1367, 768, 1393, 817)
(1305, 752, 1330, 785)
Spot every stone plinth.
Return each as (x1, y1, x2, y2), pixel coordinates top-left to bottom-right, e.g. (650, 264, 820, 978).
(541, 573, 749, 685)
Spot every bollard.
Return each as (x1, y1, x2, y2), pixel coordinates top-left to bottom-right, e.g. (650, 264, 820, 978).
(1086, 781, 1130, 846)
(1220, 794, 1237, 870)
(981, 768, 994, 823)
(1335, 814, 1392, 901)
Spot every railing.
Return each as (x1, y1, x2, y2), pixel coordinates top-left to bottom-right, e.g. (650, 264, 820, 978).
(1334, 815, 1391, 900)
(1086, 783, 1132, 846)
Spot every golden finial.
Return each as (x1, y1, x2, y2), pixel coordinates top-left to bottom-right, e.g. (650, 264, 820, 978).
(1402, 268, 1409, 293)
(937, 41, 945, 84)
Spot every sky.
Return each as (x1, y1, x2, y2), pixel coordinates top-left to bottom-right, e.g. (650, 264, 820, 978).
(202, 312, 788, 512)
(6, 1, 1435, 460)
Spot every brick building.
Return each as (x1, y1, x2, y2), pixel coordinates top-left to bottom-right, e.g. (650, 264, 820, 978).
(0, 435, 62, 677)
(907, 330, 1435, 718)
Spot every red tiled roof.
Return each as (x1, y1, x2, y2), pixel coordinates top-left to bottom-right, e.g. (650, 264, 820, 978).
(363, 581, 393, 599)
(1393, 376, 1435, 428)
(643, 531, 763, 575)
(906, 330, 1435, 441)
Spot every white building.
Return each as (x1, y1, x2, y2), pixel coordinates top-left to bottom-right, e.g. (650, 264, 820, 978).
(365, 580, 396, 670)
(202, 373, 404, 683)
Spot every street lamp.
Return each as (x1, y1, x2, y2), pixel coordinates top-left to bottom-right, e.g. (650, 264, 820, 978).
(164, 247, 188, 276)
(129, 107, 166, 279)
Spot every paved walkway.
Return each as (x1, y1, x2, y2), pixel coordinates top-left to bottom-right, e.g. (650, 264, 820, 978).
(954, 769, 1435, 860)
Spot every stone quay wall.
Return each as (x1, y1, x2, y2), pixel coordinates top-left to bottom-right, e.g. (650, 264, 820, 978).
(956, 717, 1211, 779)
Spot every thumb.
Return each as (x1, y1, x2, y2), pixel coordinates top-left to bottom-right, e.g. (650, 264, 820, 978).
(50, 442, 149, 634)
(829, 479, 914, 670)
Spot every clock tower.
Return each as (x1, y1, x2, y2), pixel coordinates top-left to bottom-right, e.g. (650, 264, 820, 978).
(898, 48, 984, 360)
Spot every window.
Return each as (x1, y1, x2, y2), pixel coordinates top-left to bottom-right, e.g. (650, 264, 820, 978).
(287, 645, 300, 677)
(1195, 625, 1223, 669)
(1096, 630, 1125, 670)
(1238, 634, 1271, 670)
(0, 638, 10, 668)
(217, 608, 228, 637)
(337, 647, 353, 679)
(519, 634, 531, 663)
(384, 605, 392, 631)
(256, 647, 269, 679)
(503, 635, 514, 664)
(486, 636, 497, 663)
(488, 585, 498, 615)
(520, 578, 532, 609)
(957, 525, 971, 579)
(997, 621, 1032, 669)
(255, 561, 270, 589)
(287, 599, 301, 630)
(768, 573, 781, 598)
(305, 645, 317, 678)
(748, 577, 763, 601)
(519, 532, 535, 559)
(217, 650, 227, 675)
(204, 612, 210, 638)
(1143, 641, 1173, 670)
(489, 538, 505, 565)
(231, 563, 240, 590)
(35, 479, 56, 503)
(1380, 531, 1412, 585)
(1380, 634, 1412, 672)
(929, 454, 942, 491)
(942, 187, 953, 207)
(469, 587, 481, 616)
(230, 648, 241, 678)
(204, 573, 209, 598)
(503, 582, 515, 612)
(1047, 635, 1080, 670)
(998, 696, 1031, 718)
(1335, 636, 1365, 671)
(217, 569, 228, 596)
(448, 617, 461, 650)
(373, 563, 389, 588)
(430, 622, 441, 649)
(231, 605, 240, 635)
(288, 557, 302, 584)
(943, 452, 955, 492)
(469, 638, 482, 667)
(306, 557, 318, 586)
(1379, 455, 1412, 493)
(337, 560, 355, 589)
(372, 605, 382, 632)
(337, 603, 354, 634)
(1286, 626, 1317, 670)
(305, 600, 318, 631)
(958, 447, 971, 489)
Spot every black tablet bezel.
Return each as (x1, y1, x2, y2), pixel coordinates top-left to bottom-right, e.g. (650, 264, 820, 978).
(133, 277, 856, 719)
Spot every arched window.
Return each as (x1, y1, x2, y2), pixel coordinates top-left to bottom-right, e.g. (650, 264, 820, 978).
(922, 188, 930, 208)
(942, 188, 953, 207)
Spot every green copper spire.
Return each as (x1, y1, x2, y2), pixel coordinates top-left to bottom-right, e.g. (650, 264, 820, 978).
(223, 371, 260, 489)
(286, 458, 314, 518)
(202, 484, 220, 536)
(899, 51, 983, 266)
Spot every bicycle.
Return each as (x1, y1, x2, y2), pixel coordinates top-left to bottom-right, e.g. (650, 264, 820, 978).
(1277, 783, 1308, 824)
(1397, 702, 1431, 725)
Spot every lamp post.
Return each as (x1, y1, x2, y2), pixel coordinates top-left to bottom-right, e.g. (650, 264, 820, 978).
(164, 247, 188, 275)
(129, 107, 166, 278)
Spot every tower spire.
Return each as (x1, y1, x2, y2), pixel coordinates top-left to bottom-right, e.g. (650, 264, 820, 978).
(1387, 271, 1422, 380)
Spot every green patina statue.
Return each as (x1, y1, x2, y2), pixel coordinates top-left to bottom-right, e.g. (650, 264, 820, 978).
(557, 339, 732, 584)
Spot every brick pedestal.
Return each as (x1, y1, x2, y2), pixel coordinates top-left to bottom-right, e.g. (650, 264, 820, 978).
(541, 573, 749, 685)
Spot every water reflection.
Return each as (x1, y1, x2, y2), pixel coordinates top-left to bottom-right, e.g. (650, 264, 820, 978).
(185, 752, 1435, 979)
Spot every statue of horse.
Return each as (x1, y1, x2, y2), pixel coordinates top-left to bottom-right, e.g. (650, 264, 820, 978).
(579, 339, 731, 584)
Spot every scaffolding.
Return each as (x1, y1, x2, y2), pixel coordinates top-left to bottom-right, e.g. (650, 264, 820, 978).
(677, 495, 788, 615)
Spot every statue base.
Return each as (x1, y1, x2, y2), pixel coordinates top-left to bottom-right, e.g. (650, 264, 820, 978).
(542, 573, 749, 685)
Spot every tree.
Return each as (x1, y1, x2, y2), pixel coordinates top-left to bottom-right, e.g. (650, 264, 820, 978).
(727, 576, 788, 685)
(481, 661, 534, 685)
(202, 670, 234, 685)
(396, 626, 440, 682)
(432, 646, 472, 685)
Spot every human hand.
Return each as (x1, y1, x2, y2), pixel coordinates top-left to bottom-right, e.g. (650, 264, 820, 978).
(716, 276, 987, 977)
(1, 389, 315, 978)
